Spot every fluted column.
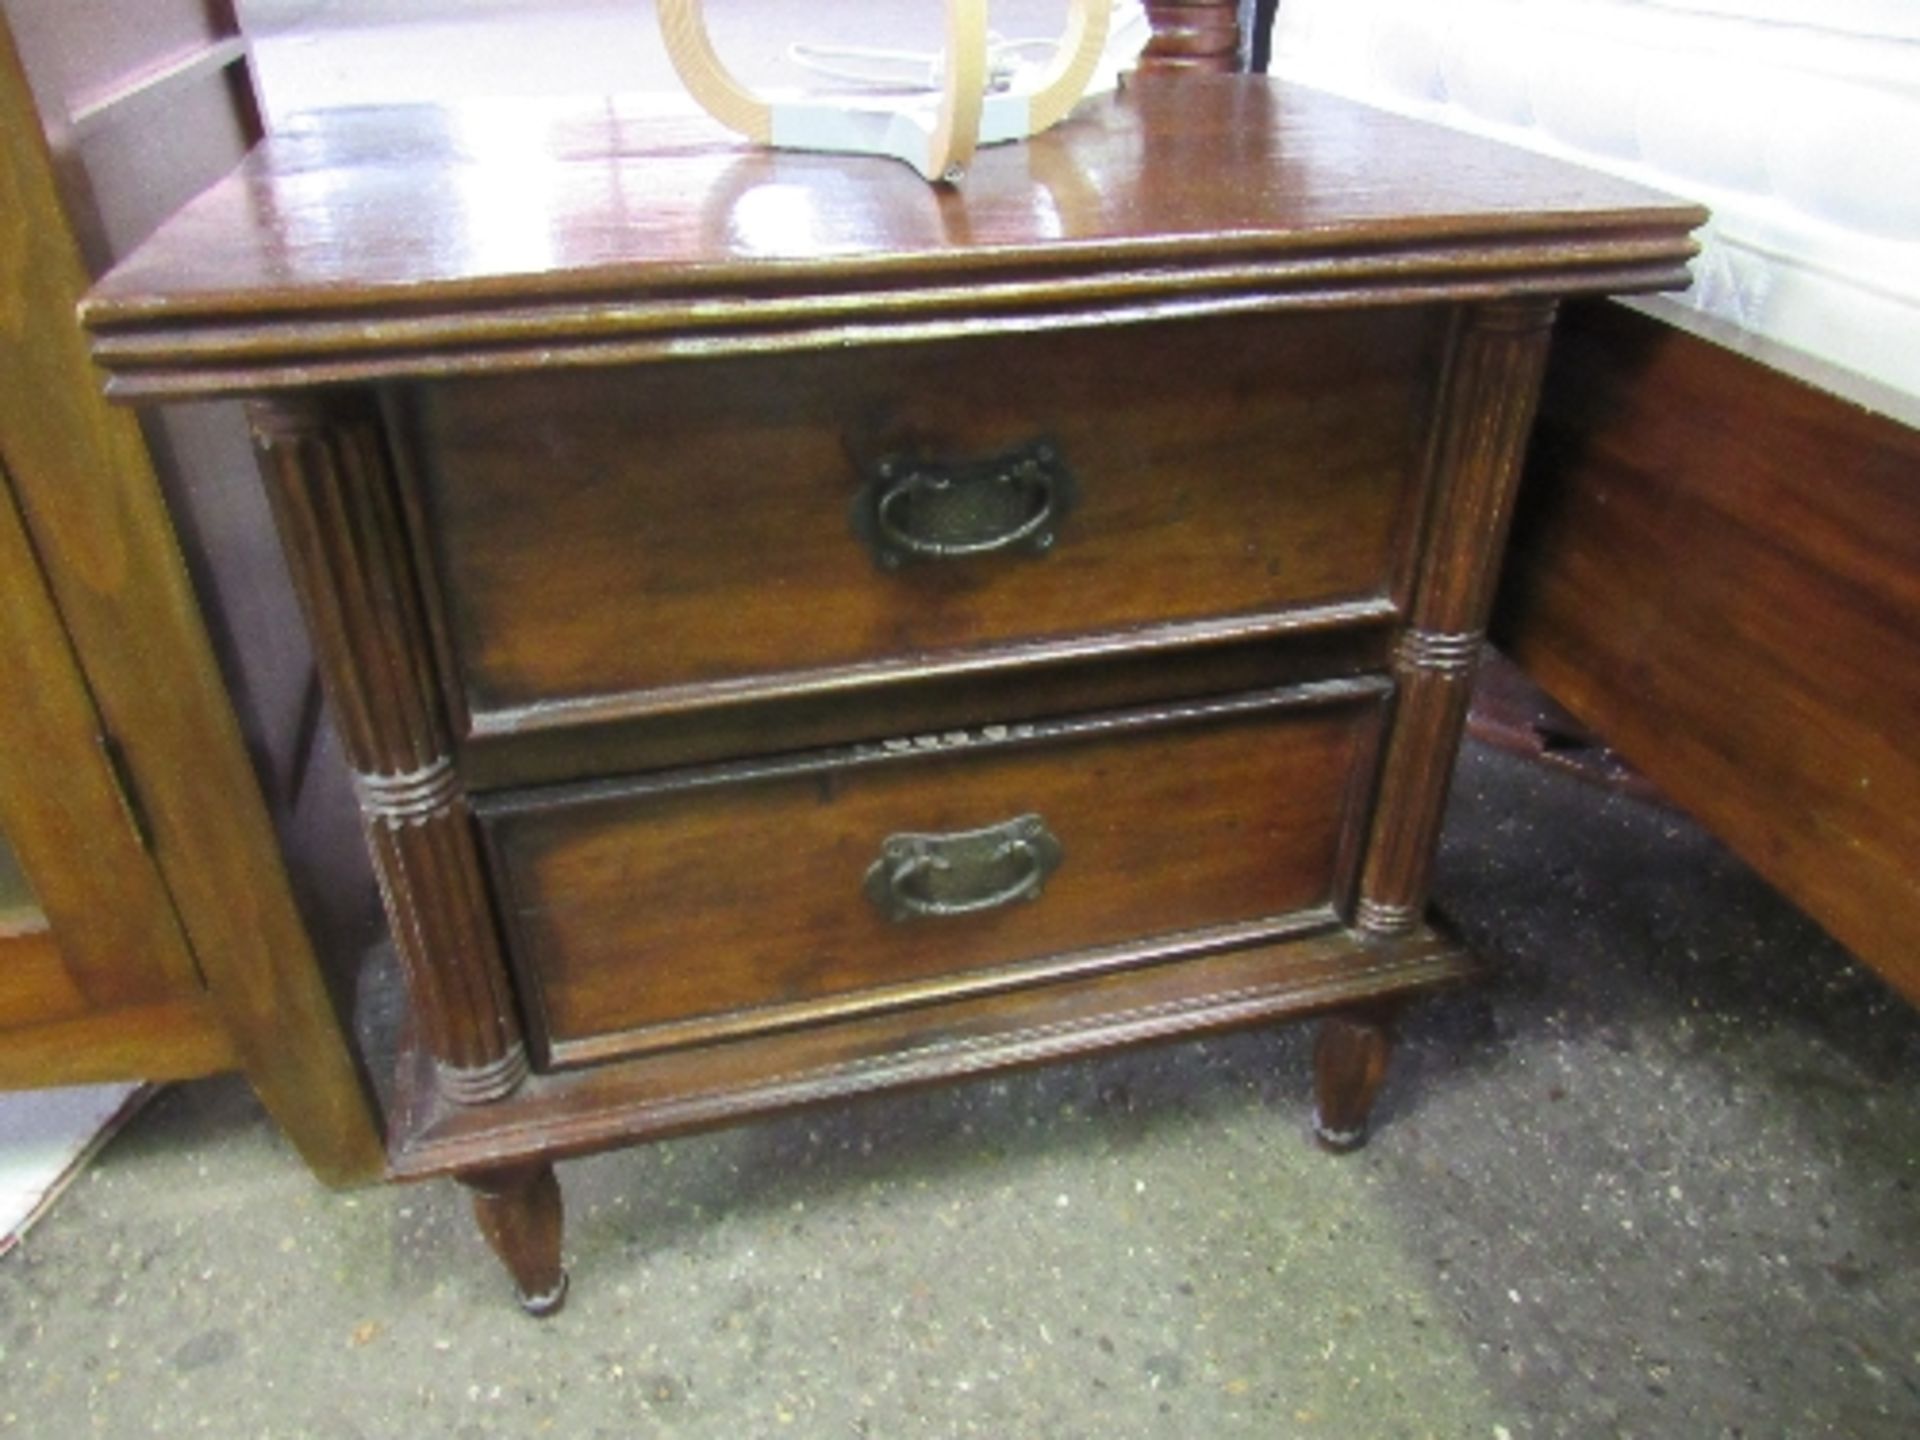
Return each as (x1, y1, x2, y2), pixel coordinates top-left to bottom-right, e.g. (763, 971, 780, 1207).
(249, 392, 528, 1103)
(1356, 300, 1559, 935)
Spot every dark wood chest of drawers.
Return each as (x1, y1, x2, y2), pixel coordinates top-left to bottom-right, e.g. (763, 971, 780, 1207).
(84, 76, 1701, 1311)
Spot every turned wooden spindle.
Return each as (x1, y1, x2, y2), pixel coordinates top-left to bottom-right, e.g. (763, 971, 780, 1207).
(1141, 0, 1242, 74)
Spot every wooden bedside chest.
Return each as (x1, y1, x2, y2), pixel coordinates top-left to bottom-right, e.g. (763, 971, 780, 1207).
(83, 76, 1702, 1313)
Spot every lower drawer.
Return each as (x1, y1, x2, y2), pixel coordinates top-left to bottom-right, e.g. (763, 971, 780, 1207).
(477, 681, 1388, 1069)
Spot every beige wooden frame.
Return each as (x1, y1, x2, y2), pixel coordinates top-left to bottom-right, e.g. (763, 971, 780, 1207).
(658, 0, 1110, 183)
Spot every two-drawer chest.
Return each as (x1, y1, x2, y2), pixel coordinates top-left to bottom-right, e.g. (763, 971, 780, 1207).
(83, 76, 1702, 1313)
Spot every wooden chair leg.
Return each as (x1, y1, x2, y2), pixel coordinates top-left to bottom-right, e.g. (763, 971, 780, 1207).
(461, 1163, 568, 1316)
(1312, 1005, 1398, 1152)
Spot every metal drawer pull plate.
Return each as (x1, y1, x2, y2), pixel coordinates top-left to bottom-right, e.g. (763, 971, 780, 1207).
(864, 813, 1064, 922)
(853, 439, 1075, 568)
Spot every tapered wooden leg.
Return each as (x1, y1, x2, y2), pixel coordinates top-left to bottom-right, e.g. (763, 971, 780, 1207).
(462, 1163, 568, 1316)
(1312, 1007, 1397, 1152)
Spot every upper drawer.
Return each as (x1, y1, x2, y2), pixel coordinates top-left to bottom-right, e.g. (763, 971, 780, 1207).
(403, 308, 1447, 733)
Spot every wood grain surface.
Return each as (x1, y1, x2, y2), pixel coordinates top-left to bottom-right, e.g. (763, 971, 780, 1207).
(0, 922, 87, 1032)
(0, 460, 201, 1010)
(1497, 301, 1920, 1004)
(0, 16, 379, 1177)
(80, 79, 1702, 395)
(390, 921, 1474, 1180)
(251, 393, 530, 1104)
(1357, 300, 1558, 935)
(481, 684, 1386, 1066)
(0, 998, 237, 1089)
(408, 308, 1443, 726)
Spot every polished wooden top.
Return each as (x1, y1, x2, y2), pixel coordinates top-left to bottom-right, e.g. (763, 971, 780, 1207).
(84, 76, 1704, 396)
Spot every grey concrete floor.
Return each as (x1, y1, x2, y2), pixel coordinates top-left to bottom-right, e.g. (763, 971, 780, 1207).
(4, 741, 1916, 1439)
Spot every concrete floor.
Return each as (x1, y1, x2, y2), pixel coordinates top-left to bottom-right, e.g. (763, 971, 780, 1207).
(4, 742, 1915, 1438)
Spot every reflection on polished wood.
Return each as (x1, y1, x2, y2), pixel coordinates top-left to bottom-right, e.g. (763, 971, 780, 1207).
(84, 79, 1700, 397)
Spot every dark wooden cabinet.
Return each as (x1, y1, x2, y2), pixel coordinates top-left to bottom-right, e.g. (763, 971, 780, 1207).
(82, 75, 1701, 1309)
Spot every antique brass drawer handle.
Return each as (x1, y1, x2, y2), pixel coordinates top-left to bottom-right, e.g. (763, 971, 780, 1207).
(852, 439, 1075, 568)
(863, 813, 1064, 921)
